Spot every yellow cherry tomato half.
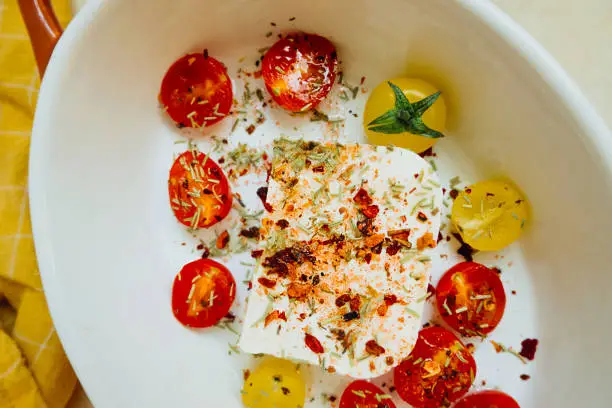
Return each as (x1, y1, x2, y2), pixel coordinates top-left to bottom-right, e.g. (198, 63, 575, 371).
(364, 78, 447, 154)
(242, 358, 306, 408)
(451, 180, 530, 251)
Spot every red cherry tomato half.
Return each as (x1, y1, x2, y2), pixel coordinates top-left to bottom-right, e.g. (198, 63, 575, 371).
(160, 52, 233, 128)
(453, 391, 520, 408)
(339, 380, 397, 408)
(262, 33, 338, 112)
(168, 150, 232, 229)
(171, 259, 236, 328)
(435, 262, 507, 337)
(394, 327, 476, 408)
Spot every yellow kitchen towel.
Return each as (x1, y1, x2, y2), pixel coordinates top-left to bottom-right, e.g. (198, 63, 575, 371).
(0, 0, 77, 407)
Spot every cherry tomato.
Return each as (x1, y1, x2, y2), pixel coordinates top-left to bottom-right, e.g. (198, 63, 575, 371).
(168, 149, 232, 229)
(453, 391, 520, 408)
(159, 52, 233, 128)
(242, 358, 306, 408)
(262, 33, 338, 112)
(364, 78, 447, 154)
(171, 259, 236, 328)
(451, 180, 529, 251)
(339, 380, 397, 408)
(436, 262, 506, 337)
(394, 327, 476, 408)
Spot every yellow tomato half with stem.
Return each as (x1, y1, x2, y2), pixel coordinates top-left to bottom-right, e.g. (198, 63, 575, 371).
(451, 179, 530, 251)
(242, 358, 306, 408)
(364, 78, 447, 154)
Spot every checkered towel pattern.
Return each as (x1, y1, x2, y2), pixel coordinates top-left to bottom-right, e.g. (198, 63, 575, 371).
(0, 1, 77, 407)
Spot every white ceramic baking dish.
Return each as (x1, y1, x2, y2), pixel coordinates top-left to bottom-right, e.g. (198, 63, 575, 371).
(19, 0, 612, 406)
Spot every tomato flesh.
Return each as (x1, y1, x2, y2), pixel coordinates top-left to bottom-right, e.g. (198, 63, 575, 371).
(160, 52, 233, 128)
(394, 327, 476, 408)
(451, 180, 529, 251)
(171, 259, 236, 328)
(262, 33, 338, 112)
(168, 150, 232, 229)
(242, 358, 306, 408)
(436, 262, 506, 337)
(339, 380, 397, 408)
(453, 391, 520, 408)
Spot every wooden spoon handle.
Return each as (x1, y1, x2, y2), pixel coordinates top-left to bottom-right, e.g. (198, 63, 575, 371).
(17, 0, 63, 77)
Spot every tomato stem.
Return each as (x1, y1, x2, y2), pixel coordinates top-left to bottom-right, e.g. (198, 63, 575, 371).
(368, 82, 445, 139)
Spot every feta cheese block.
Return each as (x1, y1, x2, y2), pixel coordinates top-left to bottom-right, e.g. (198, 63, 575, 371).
(239, 139, 442, 378)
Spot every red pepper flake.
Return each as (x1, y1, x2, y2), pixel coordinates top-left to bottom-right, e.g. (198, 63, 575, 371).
(240, 226, 260, 239)
(201, 247, 210, 259)
(377, 303, 388, 317)
(246, 124, 256, 134)
(418, 147, 434, 158)
(492, 267, 502, 275)
(386, 241, 402, 256)
(519, 338, 539, 361)
(258, 277, 277, 289)
(452, 232, 477, 262)
(362, 204, 379, 219)
(243, 369, 251, 381)
(449, 189, 459, 199)
(312, 164, 325, 173)
(287, 282, 312, 299)
(491, 340, 504, 353)
(353, 188, 373, 206)
(364, 253, 372, 264)
(465, 188, 472, 194)
(264, 310, 287, 327)
(385, 356, 395, 366)
(276, 219, 290, 229)
(216, 231, 230, 249)
(196, 243, 204, 250)
(384, 294, 398, 306)
(364, 233, 385, 248)
(349, 296, 361, 312)
(416, 212, 428, 222)
(365, 339, 386, 356)
(335, 293, 351, 307)
(520, 374, 531, 381)
(251, 249, 264, 258)
(256, 186, 274, 212)
(305, 333, 324, 354)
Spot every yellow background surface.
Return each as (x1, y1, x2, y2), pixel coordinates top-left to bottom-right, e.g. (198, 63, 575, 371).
(0, 1, 77, 407)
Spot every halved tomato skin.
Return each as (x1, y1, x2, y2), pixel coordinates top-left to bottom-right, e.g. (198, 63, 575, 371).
(168, 150, 232, 229)
(394, 326, 476, 408)
(160, 52, 233, 128)
(435, 262, 506, 337)
(339, 380, 397, 408)
(171, 259, 236, 328)
(453, 390, 520, 408)
(262, 33, 338, 112)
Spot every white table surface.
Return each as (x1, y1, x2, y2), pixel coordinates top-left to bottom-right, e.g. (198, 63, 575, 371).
(64, 0, 611, 406)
